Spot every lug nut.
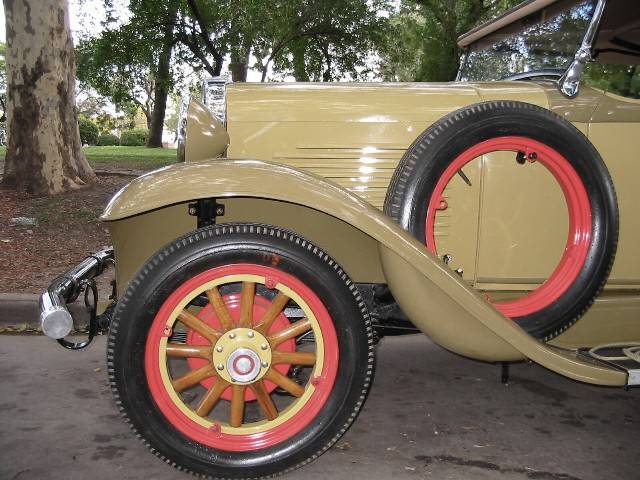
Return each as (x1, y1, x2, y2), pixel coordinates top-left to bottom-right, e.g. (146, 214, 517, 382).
(247, 331, 254, 338)
(261, 361, 269, 368)
(217, 364, 224, 371)
(216, 345, 223, 353)
(260, 343, 268, 351)
(229, 333, 236, 339)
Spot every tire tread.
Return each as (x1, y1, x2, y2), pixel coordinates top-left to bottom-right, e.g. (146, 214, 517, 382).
(107, 223, 375, 479)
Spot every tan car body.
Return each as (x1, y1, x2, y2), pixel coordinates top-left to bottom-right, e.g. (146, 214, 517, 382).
(102, 81, 640, 386)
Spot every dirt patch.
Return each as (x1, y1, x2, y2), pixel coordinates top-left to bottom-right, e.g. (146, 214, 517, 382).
(0, 175, 130, 293)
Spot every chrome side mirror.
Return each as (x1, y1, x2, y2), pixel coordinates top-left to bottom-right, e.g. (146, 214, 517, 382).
(559, 46, 592, 98)
(559, 0, 607, 98)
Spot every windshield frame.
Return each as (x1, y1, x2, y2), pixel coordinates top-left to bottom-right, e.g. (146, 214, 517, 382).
(457, 0, 607, 98)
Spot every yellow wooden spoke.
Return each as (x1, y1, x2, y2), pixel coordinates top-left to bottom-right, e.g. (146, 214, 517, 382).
(239, 282, 255, 328)
(268, 318, 311, 347)
(171, 363, 217, 392)
(195, 379, 229, 417)
(177, 310, 220, 344)
(272, 350, 316, 366)
(229, 385, 246, 427)
(206, 287, 235, 332)
(264, 368, 305, 397)
(255, 293, 290, 334)
(249, 380, 278, 420)
(166, 344, 212, 359)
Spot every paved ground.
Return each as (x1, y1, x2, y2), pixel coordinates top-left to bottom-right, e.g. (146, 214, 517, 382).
(0, 334, 637, 480)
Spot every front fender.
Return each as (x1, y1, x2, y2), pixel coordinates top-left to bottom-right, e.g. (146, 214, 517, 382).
(102, 159, 626, 385)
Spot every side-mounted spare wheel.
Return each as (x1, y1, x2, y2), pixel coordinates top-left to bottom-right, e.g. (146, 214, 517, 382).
(384, 101, 618, 340)
(108, 223, 374, 478)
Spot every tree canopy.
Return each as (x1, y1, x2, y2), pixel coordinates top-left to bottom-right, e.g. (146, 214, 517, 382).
(379, 0, 522, 82)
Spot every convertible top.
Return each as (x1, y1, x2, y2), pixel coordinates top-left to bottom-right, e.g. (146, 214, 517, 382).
(457, 0, 557, 48)
(593, 0, 640, 64)
(458, 0, 640, 65)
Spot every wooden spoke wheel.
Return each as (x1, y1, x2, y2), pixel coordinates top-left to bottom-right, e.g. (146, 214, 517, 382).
(146, 265, 334, 449)
(108, 224, 374, 478)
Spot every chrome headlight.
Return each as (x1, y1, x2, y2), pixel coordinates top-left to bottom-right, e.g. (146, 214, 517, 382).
(202, 75, 230, 124)
(176, 94, 230, 163)
(176, 94, 190, 163)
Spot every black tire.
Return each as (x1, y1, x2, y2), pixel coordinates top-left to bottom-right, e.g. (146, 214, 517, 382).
(108, 223, 375, 478)
(384, 101, 618, 340)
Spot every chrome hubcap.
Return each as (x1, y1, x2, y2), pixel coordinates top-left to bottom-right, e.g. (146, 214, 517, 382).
(227, 348, 261, 383)
(211, 327, 272, 384)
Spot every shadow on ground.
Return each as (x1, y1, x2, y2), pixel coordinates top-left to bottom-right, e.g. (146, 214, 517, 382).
(0, 335, 637, 480)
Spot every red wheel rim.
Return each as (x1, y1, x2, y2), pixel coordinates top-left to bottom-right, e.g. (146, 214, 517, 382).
(425, 136, 592, 318)
(145, 264, 339, 451)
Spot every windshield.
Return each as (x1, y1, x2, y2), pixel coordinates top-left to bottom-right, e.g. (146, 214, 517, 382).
(458, 0, 595, 81)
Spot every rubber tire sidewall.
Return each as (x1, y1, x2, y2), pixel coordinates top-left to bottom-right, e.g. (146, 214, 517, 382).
(384, 101, 618, 340)
(108, 224, 374, 478)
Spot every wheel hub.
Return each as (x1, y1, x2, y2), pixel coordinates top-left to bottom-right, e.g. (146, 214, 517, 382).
(212, 327, 271, 384)
(227, 349, 261, 382)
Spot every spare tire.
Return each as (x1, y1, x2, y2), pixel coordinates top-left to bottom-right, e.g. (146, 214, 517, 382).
(384, 101, 618, 340)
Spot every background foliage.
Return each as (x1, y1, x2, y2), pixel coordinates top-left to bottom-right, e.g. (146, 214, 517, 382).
(97, 133, 120, 146)
(78, 117, 100, 145)
(68, 0, 640, 150)
(120, 129, 150, 147)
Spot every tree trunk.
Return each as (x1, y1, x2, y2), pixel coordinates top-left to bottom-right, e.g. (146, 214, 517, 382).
(147, 5, 178, 148)
(229, 33, 252, 82)
(146, 52, 170, 147)
(292, 40, 309, 82)
(230, 50, 249, 82)
(2, 0, 95, 194)
(144, 108, 152, 130)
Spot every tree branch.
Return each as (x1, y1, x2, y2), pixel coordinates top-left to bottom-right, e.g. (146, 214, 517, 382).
(185, 0, 223, 73)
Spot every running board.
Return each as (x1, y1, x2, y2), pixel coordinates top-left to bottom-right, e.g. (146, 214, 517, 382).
(578, 345, 640, 386)
(379, 245, 629, 386)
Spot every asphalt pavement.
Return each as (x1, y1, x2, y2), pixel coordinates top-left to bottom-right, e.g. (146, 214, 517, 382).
(1, 334, 637, 480)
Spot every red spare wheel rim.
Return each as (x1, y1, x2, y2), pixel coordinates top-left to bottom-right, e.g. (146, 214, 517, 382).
(145, 263, 339, 451)
(425, 136, 592, 318)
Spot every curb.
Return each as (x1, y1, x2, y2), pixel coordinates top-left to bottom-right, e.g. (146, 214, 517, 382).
(0, 293, 89, 330)
(94, 168, 143, 177)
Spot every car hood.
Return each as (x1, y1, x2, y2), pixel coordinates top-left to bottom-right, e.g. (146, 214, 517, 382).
(225, 81, 551, 124)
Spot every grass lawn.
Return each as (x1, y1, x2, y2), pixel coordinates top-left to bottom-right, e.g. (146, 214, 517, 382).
(0, 145, 178, 172)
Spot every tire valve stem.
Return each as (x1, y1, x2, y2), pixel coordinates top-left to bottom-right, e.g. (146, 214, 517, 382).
(528, 152, 538, 163)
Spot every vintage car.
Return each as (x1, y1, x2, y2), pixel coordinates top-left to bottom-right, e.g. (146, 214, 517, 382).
(39, 0, 640, 477)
